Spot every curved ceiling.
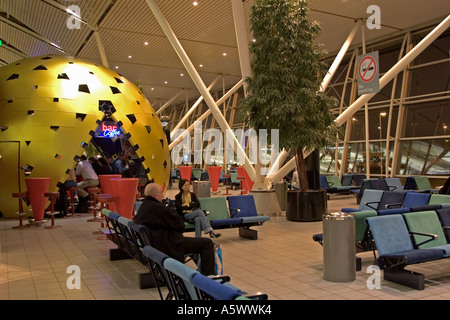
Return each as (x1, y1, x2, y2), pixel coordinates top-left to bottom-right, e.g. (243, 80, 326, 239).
(0, 0, 449, 111)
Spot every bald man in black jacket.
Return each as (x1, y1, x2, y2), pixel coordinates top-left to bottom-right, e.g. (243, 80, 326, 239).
(134, 183, 215, 275)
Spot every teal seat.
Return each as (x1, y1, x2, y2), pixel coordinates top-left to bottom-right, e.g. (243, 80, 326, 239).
(428, 194, 450, 206)
(365, 214, 444, 265)
(385, 178, 403, 191)
(414, 176, 438, 193)
(164, 257, 200, 300)
(403, 211, 450, 257)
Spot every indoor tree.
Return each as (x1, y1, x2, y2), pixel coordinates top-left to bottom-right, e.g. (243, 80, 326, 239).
(241, 0, 339, 193)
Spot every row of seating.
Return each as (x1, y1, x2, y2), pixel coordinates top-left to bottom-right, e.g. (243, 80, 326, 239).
(343, 189, 450, 215)
(312, 191, 450, 265)
(350, 176, 439, 203)
(320, 174, 365, 194)
(185, 195, 270, 240)
(134, 194, 270, 240)
(101, 208, 268, 300)
(366, 208, 450, 290)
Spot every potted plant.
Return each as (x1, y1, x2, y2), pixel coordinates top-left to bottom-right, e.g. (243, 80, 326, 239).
(241, 0, 339, 221)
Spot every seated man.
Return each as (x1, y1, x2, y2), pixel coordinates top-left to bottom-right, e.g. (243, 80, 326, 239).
(75, 155, 99, 212)
(134, 183, 215, 276)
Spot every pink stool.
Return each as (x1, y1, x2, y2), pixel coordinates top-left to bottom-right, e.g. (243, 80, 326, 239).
(66, 187, 80, 217)
(12, 192, 29, 229)
(96, 195, 115, 240)
(44, 192, 62, 229)
(87, 187, 102, 222)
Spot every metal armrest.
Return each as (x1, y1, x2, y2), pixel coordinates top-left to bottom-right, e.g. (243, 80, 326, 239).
(409, 231, 438, 247)
(229, 207, 240, 218)
(243, 293, 269, 300)
(208, 275, 231, 284)
(386, 202, 402, 209)
(364, 201, 380, 210)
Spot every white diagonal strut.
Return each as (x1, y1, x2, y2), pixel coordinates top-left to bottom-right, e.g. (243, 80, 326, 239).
(144, 0, 258, 180)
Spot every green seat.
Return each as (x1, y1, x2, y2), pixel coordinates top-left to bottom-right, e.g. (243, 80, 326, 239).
(403, 211, 450, 256)
(429, 194, 450, 205)
(353, 210, 378, 243)
(198, 197, 230, 221)
(192, 168, 202, 180)
(325, 176, 343, 187)
(414, 176, 437, 192)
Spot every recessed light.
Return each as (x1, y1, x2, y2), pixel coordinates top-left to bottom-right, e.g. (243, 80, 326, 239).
(164, 81, 168, 84)
(128, 55, 132, 58)
(115, 66, 119, 69)
(199, 64, 203, 67)
(193, 1, 199, 6)
(144, 41, 149, 45)
(223, 53, 227, 56)
(180, 73, 184, 76)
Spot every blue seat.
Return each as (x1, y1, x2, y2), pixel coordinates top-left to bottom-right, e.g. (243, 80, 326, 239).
(192, 273, 244, 300)
(366, 215, 444, 265)
(342, 189, 384, 212)
(164, 257, 200, 300)
(191, 196, 269, 240)
(369, 179, 390, 191)
(402, 192, 430, 207)
(366, 214, 445, 289)
(378, 207, 411, 216)
(378, 191, 407, 211)
(226, 195, 270, 224)
(385, 178, 403, 191)
(142, 245, 174, 300)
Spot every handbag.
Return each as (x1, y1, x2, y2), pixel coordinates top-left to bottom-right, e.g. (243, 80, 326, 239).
(214, 243, 223, 275)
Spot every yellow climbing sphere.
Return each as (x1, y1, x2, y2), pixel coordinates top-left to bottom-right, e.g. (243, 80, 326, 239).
(0, 55, 170, 218)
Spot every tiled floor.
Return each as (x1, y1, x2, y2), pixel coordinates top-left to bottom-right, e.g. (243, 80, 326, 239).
(2, 184, 450, 300)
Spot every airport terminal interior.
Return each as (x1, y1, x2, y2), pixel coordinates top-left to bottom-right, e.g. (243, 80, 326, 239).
(1, 0, 450, 301)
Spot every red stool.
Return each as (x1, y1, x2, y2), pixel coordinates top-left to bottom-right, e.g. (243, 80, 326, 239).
(66, 187, 80, 217)
(237, 176, 247, 195)
(44, 192, 62, 229)
(87, 187, 102, 222)
(223, 174, 231, 195)
(95, 194, 114, 239)
(12, 192, 29, 229)
(138, 183, 145, 199)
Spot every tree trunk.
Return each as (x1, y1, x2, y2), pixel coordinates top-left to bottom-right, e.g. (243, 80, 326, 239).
(295, 147, 310, 192)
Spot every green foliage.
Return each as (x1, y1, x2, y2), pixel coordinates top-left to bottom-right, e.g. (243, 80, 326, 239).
(241, 0, 339, 153)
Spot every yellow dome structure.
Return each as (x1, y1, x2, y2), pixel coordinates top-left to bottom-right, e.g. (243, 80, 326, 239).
(0, 55, 170, 218)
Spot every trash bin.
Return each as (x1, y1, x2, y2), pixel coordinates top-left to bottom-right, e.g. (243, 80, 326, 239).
(274, 181, 287, 211)
(193, 181, 211, 198)
(323, 212, 356, 282)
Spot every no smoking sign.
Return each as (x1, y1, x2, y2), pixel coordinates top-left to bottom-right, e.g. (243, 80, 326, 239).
(357, 51, 380, 95)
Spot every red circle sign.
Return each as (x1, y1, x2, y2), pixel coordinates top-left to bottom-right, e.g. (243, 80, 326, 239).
(359, 56, 377, 82)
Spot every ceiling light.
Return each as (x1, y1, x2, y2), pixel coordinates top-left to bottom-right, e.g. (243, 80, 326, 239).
(193, 1, 199, 6)
(115, 66, 119, 69)
(199, 64, 203, 68)
(223, 53, 227, 56)
(164, 81, 168, 84)
(128, 55, 132, 58)
(180, 73, 184, 76)
(144, 41, 149, 45)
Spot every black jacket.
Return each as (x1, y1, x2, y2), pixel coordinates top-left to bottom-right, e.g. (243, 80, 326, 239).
(133, 196, 185, 262)
(174, 191, 201, 216)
